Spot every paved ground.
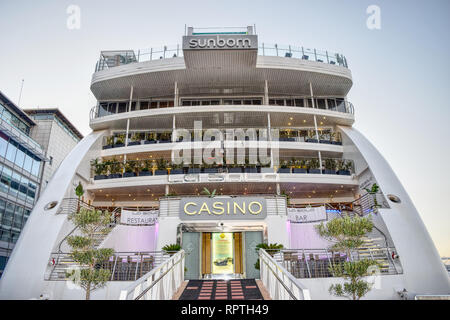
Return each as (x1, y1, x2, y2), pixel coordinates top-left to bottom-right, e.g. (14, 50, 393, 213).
(178, 279, 265, 300)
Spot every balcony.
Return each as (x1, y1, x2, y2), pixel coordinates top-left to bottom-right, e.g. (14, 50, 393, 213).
(90, 157, 355, 181)
(100, 128, 343, 151)
(90, 99, 355, 121)
(94, 44, 348, 72)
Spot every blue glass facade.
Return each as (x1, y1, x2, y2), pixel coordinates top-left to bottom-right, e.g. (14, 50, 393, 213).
(0, 92, 43, 278)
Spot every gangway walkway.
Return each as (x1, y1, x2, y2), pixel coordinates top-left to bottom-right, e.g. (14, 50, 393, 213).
(177, 279, 267, 300)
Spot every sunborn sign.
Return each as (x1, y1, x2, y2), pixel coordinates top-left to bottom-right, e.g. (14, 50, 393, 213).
(182, 34, 258, 50)
(179, 197, 266, 221)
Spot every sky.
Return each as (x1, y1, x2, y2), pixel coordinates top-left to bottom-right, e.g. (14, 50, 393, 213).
(0, 0, 449, 256)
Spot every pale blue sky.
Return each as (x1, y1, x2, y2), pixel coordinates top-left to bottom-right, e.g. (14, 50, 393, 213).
(0, 0, 449, 255)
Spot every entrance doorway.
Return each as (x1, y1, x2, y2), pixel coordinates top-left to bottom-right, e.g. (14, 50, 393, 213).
(202, 232, 243, 277)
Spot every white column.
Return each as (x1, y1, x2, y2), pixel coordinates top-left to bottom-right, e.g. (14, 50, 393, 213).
(264, 80, 269, 105)
(174, 82, 179, 107)
(310, 83, 322, 173)
(267, 113, 273, 168)
(313, 115, 323, 174)
(124, 86, 133, 164)
(171, 115, 176, 162)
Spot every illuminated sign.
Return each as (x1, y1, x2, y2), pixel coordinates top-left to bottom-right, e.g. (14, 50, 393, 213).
(182, 34, 258, 50)
(179, 197, 266, 220)
(120, 209, 158, 225)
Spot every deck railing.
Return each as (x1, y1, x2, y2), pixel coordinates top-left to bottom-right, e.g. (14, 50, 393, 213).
(119, 250, 185, 300)
(94, 43, 347, 72)
(90, 100, 354, 120)
(259, 248, 311, 300)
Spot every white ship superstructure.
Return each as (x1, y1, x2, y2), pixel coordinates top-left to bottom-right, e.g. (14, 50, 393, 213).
(0, 26, 448, 300)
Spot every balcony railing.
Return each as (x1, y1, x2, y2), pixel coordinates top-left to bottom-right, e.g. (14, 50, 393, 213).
(91, 157, 355, 181)
(94, 43, 348, 72)
(265, 247, 400, 278)
(90, 99, 355, 120)
(47, 251, 178, 281)
(100, 128, 343, 150)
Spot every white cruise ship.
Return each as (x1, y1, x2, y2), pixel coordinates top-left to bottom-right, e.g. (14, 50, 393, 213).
(0, 26, 449, 300)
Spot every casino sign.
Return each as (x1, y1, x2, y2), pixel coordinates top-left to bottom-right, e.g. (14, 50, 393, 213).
(179, 197, 267, 221)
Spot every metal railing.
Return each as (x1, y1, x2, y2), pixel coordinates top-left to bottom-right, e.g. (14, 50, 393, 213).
(265, 247, 400, 279)
(119, 250, 185, 300)
(94, 43, 347, 72)
(91, 157, 355, 180)
(47, 251, 178, 281)
(90, 99, 354, 121)
(56, 198, 96, 215)
(259, 249, 311, 300)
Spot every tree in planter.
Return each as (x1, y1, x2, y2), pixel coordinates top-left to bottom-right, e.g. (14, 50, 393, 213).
(315, 215, 380, 300)
(66, 208, 114, 300)
(254, 243, 284, 270)
(91, 159, 105, 178)
(324, 158, 337, 173)
(124, 160, 137, 176)
(162, 243, 181, 256)
(108, 159, 123, 178)
(280, 190, 291, 205)
(202, 187, 216, 198)
(115, 134, 125, 146)
(364, 183, 380, 210)
(75, 182, 84, 213)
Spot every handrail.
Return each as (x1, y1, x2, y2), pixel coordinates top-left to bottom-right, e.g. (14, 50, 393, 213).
(90, 100, 354, 121)
(94, 43, 348, 72)
(119, 250, 185, 300)
(259, 249, 310, 300)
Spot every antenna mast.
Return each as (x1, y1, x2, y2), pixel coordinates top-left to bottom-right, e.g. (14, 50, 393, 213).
(18, 79, 24, 107)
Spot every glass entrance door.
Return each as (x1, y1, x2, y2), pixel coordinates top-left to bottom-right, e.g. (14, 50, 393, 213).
(211, 233, 234, 274)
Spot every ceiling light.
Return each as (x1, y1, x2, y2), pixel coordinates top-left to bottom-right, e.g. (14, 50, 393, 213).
(303, 120, 306, 123)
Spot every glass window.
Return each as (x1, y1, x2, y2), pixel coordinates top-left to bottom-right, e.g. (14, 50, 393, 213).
(2, 202, 14, 226)
(252, 100, 262, 105)
(0, 167, 11, 193)
(13, 206, 24, 229)
(327, 99, 336, 110)
(5, 139, 17, 163)
(117, 102, 127, 113)
(181, 100, 191, 106)
(15, 146, 26, 168)
(159, 101, 168, 108)
(294, 99, 304, 107)
(18, 177, 28, 201)
(316, 99, 326, 109)
(27, 181, 37, 202)
(10, 172, 21, 197)
(0, 132, 8, 158)
(98, 103, 108, 117)
(130, 101, 137, 111)
(31, 158, 41, 177)
(139, 101, 149, 110)
(23, 153, 33, 173)
(107, 102, 117, 114)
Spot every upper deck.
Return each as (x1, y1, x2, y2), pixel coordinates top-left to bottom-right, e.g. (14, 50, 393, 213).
(90, 27, 352, 102)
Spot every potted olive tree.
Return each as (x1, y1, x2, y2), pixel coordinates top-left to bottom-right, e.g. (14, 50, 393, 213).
(170, 162, 184, 175)
(277, 160, 291, 173)
(144, 132, 157, 144)
(138, 160, 153, 176)
(128, 132, 142, 146)
(102, 136, 114, 150)
(107, 159, 123, 179)
(323, 158, 337, 174)
(293, 159, 307, 173)
(92, 159, 107, 180)
(113, 134, 125, 148)
(155, 158, 168, 175)
(307, 158, 321, 174)
(123, 160, 137, 177)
